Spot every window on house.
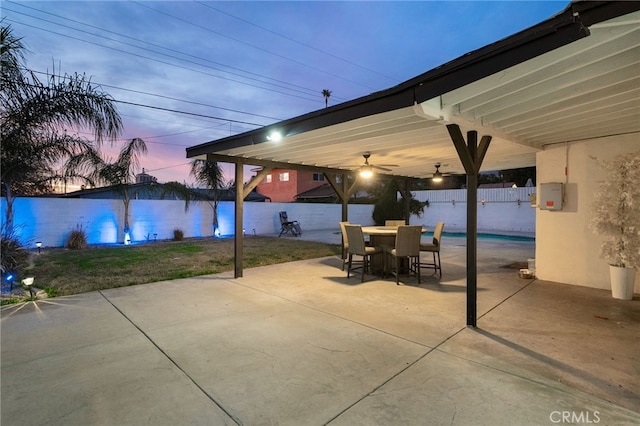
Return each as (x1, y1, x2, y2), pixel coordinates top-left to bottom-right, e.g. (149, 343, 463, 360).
(313, 173, 325, 181)
(279, 172, 289, 182)
(265, 174, 272, 183)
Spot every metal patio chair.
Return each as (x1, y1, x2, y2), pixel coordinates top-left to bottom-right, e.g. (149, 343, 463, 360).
(278, 211, 302, 237)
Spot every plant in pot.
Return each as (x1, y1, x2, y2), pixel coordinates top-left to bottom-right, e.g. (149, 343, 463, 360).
(590, 150, 640, 300)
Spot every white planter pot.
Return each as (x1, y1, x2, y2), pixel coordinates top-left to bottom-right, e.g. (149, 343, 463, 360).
(609, 265, 636, 300)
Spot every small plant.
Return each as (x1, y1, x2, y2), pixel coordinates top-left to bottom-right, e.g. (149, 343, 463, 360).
(42, 286, 58, 298)
(173, 228, 184, 241)
(66, 224, 88, 250)
(1, 232, 30, 276)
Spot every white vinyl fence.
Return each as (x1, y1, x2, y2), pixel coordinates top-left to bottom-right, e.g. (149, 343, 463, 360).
(411, 187, 536, 234)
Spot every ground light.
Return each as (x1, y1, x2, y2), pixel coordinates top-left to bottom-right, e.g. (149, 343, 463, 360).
(21, 277, 34, 298)
(4, 273, 15, 291)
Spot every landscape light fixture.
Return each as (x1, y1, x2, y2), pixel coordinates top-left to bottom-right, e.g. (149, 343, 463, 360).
(432, 164, 443, 183)
(35, 241, 42, 254)
(22, 277, 34, 298)
(4, 273, 15, 291)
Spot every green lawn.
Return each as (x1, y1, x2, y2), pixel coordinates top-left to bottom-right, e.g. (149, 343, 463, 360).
(28, 237, 341, 296)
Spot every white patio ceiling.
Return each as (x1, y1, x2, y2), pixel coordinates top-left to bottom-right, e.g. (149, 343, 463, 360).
(188, 7, 640, 179)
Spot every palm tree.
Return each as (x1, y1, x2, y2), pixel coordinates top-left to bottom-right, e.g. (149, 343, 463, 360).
(1, 24, 122, 234)
(322, 89, 332, 108)
(190, 159, 226, 237)
(68, 138, 147, 243)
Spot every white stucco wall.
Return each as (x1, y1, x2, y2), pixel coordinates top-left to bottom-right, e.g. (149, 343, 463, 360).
(535, 134, 640, 293)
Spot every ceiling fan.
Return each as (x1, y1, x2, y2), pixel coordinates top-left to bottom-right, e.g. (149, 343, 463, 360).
(430, 163, 456, 182)
(354, 152, 398, 177)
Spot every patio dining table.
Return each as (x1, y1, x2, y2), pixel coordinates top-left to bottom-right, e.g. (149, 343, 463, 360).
(361, 226, 427, 275)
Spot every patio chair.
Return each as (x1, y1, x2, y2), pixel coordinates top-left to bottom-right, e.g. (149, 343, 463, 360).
(339, 221, 350, 270)
(345, 224, 382, 282)
(278, 211, 302, 237)
(384, 225, 423, 285)
(340, 221, 373, 270)
(385, 220, 406, 227)
(420, 222, 444, 277)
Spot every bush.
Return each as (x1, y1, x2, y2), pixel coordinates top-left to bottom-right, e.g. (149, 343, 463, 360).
(66, 228, 88, 250)
(1, 234, 30, 275)
(173, 228, 184, 241)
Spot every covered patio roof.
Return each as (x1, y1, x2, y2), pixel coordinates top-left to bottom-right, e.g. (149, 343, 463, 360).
(187, 1, 640, 179)
(185, 1, 640, 326)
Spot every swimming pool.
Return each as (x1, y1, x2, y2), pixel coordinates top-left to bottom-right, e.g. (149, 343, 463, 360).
(424, 231, 535, 242)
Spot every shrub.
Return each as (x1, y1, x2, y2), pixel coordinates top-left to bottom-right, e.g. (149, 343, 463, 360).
(1, 234, 30, 275)
(66, 227, 88, 250)
(173, 228, 184, 241)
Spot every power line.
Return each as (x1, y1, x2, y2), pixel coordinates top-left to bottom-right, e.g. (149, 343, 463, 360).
(130, 0, 377, 91)
(5, 1, 340, 102)
(4, 17, 325, 105)
(114, 99, 264, 127)
(145, 162, 192, 173)
(16, 69, 267, 128)
(194, 1, 399, 84)
(29, 69, 283, 122)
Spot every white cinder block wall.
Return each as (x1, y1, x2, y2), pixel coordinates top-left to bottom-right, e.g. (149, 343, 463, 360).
(3, 188, 538, 248)
(1, 199, 374, 247)
(535, 134, 640, 293)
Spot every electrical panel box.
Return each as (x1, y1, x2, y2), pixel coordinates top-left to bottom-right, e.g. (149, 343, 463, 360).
(539, 183, 563, 210)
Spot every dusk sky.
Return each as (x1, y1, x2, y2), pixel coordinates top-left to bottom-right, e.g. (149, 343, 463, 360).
(3, 1, 567, 185)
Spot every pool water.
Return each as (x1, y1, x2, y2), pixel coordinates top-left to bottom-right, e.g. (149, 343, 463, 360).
(424, 231, 535, 242)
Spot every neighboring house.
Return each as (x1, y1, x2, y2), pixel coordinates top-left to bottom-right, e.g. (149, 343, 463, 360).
(255, 168, 326, 202)
(294, 183, 373, 203)
(294, 183, 337, 203)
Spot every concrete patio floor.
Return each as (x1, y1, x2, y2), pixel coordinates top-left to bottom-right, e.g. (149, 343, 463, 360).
(1, 233, 638, 425)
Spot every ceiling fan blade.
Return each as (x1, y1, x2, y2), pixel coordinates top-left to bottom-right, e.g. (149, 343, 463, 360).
(371, 165, 393, 172)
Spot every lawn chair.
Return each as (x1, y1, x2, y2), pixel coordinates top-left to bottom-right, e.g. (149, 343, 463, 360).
(278, 211, 302, 237)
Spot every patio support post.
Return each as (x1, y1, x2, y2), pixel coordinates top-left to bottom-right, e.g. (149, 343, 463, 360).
(447, 124, 491, 327)
(402, 179, 411, 224)
(234, 162, 244, 278)
(324, 172, 354, 222)
(341, 174, 348, 222)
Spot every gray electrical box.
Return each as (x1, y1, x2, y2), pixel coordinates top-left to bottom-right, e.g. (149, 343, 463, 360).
(539, 183, 563, 210)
